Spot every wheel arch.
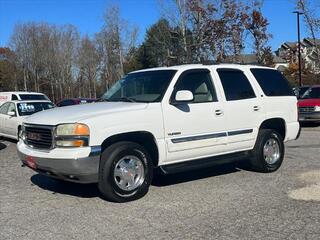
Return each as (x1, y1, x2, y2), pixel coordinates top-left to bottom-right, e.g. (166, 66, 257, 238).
(259, 118, 286, 140)
(101, 131, 159, 167)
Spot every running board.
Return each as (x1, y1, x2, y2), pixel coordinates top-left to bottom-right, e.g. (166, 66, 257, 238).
(160, 151, 252, 174)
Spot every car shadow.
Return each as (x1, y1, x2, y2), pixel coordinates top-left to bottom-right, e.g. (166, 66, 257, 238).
(30, 174, 100, 198)
(0, 142, 7, 150)
(152, 162, 247, 187)
(30, 161, 250, 198)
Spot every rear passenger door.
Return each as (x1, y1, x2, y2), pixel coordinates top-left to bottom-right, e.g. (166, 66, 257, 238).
(216, 68, 264, 152)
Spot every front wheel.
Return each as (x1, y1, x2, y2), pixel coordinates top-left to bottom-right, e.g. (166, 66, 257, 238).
(98, 141, 153, 202)
(250, 129, 284, 173)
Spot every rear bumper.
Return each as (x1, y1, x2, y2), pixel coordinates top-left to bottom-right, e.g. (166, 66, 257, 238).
(285, 122, 300, 141)
(17, 141, 101, 183)
(299, 112, 320, 122)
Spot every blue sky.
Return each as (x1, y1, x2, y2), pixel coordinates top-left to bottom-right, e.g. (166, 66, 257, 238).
(0, 0, 308, 52)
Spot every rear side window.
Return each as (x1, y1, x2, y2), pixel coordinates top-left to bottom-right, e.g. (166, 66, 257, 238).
(12, 94, 18, 100)
(217, 69, 256, 101)
(250, 69, 294, 96)
(19, 94, 47, 100)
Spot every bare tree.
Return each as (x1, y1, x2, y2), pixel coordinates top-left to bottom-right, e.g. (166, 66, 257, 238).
(297, 0, 320, 70)
(77, 36, 99, 98)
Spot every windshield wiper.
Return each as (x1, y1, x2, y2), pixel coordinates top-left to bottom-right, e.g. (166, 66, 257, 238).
(106, 97, 137, 103)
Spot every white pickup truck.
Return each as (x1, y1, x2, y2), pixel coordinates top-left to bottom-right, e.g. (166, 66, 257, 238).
(18, 64, 300, 202)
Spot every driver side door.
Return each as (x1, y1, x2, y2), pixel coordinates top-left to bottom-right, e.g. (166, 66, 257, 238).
(162, 69, 228, 164)
(0, 102, 10, 136)
(5, 102, 19, 138)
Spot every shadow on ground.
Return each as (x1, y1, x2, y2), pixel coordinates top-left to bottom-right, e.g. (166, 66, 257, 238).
(31, 174, 100, 198)
(300, 122, 320, 128)
(0, 137, 17, 151)
(0, 142, 7, 151)
(30, 162, 249, 198)
(152, 162, 248, 187)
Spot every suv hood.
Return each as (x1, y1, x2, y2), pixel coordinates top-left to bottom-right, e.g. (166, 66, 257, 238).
(25, 102, 148, 126)
(298, 98, 320, 107)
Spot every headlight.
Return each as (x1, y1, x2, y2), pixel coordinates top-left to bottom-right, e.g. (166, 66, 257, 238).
(20, 124, 26, 142)
(315, 106, 320, 112)
(55, 123, 90, 147)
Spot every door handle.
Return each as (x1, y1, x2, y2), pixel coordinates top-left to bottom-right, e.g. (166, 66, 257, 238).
(253, 106, 260, 111)
(215, 109, 224, 116)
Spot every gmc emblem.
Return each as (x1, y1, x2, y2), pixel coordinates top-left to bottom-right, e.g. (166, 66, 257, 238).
(27, 132, 41, 141)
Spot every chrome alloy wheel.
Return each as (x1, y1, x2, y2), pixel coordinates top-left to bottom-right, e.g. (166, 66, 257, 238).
(113, 155, 145, 191)
(263, 138, 280, 165)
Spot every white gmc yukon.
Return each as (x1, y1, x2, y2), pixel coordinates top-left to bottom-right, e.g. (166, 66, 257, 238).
(18, 64, 300, 202)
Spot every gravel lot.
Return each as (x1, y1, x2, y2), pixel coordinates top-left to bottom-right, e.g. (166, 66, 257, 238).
(1, 127, 320, 240)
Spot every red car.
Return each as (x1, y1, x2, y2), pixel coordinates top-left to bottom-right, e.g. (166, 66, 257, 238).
(56, 98, 96, 107)
(298, 85, 320, 123)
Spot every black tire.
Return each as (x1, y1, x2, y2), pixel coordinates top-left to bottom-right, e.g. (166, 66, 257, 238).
(98, 141, 153, 202)
(250, 129, 284, 173)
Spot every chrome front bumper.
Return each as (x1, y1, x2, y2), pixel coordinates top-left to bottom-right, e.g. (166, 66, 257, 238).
(17, 142, 101, 183)
(299, 112, 320, 122)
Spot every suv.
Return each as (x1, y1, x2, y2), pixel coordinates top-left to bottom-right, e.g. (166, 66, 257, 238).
(17, 64, 300, 202)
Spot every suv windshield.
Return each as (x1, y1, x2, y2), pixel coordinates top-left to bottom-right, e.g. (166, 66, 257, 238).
(301, 87, 320, 99)
(19, 94, 48, 101)
(101, 70, 177, 103)
(17, 102, 54, 116)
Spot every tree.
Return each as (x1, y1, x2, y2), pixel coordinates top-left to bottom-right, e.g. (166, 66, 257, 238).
(261, 46, 274, 66)
(244, 3, 272, 64)
(0, 48, 20, 91)
(77, 36, 99, 98)
(297, 0, 320, 71)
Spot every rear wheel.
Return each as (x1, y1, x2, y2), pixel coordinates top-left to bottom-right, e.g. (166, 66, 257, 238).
(98, 141, 153, 202)
(250, 129, 284, 172)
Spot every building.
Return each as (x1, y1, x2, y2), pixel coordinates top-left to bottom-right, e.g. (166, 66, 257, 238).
(276, 38, 320, 73)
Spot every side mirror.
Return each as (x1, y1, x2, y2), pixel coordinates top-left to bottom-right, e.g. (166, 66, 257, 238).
(174, 90, 194, 103)
(8, 111, 16, 117)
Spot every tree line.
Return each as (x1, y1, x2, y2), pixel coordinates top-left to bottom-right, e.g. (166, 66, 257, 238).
(0, 0, 279, 102)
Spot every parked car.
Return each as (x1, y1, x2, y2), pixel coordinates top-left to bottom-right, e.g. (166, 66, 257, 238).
(0, 100, 54, 140)
(56, 98, 96, 107)
(298, 85, 320, 123)
(18, 64, 300, 202)
(0, 92, 50, 106)
(293, 86, 310, 99)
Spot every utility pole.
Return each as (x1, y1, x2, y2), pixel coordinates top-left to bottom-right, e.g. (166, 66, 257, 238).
(293, 11, 303, 86)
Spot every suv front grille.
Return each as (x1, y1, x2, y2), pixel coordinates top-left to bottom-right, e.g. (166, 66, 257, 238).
(25, 125, 54, 149)
(299, 106, 315, 113)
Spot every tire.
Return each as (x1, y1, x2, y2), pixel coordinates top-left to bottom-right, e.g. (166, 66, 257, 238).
(250, 129, 284, 173)
(98, 141, 153, 202)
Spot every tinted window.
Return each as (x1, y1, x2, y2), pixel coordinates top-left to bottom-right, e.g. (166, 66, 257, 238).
(12, 94, 18, 100)
(302, 87, 320, 99)
(217, 69, 256, 101)
(250, 69, 294, 96)
(17, 102, 54, 116)
(0, 102, 10, 114)
(102, 70, 176, 103)
(174, 70, 217, 103)
(19, 94, 48, 100)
